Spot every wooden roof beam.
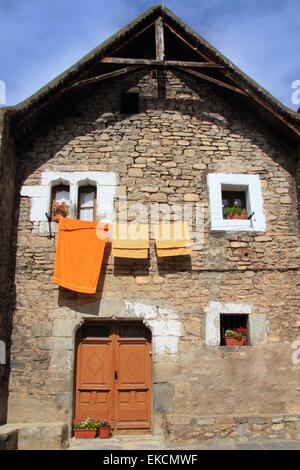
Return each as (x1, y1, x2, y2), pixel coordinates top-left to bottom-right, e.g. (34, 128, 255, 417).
(181, 67, 300, 137)
(100, 57, 224, 68)
(221, 70, 300, 136)
(179, 67, 247, 95)
(164, 21, 212, 62)
(15, 65, 144, 131)
(110, 21, 154, 55)
(155, 17, 165, 61)
(69, 65, 144, 89)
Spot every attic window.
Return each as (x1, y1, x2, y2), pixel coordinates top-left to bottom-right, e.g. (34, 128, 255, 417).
(121, 92, 139, 114)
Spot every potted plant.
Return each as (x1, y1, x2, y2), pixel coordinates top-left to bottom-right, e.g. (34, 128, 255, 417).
(224, 327, 247, 346)
(98, 419, 111, 439)
(73, 417, 99, 439)
(223, 206, 247, 220)
(52, 200, 69, 223)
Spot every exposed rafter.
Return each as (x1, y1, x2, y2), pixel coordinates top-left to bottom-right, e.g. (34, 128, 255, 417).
(155, 17, 165, 61)
(221, 70, 300, 135)
(164, 21, 212, 62)
(100, 57, 223, 68)
(11, 5, 300, 145)
(69, 65, 143, 89)
(178, 67, 247, 95)
(15, 66, 144, 131)
(110, 21, 154, 56)
(181, 67, 300, 135)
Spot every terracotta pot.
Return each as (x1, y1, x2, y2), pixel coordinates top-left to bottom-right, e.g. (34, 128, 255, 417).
(225, 337, 246, 346)
(225, 212, 247, 220)
(98, 426, 111, 439)
(53, 213, 64, 223)
(74, 429, 97, 439)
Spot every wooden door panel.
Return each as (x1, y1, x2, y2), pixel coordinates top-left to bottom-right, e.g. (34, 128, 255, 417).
(79, 342, 111, 387)
(118, 343, 148, 385)
(76, 390, 112, 421)
(75, 340, 114, 423)
(117, 389, 150, 428)
(115, 339, 151, 431)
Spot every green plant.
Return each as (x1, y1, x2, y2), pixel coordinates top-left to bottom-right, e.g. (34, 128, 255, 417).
(73, 418, 99, 430)
(99, 419, 110, 428)
(52, 200, 69, 216)
(223, 206, 245, 215)
(225, 327, 247, 339)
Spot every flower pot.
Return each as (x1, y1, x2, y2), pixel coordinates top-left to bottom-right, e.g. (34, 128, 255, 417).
(98, 426, 111, 439)
(225, 337, 246, 346)
(225, 212, 247, 220)
(53, 212, 65, 223)
(74, 429, 97, 439)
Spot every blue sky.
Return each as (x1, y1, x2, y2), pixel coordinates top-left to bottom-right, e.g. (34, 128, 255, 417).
(0, 0, 299, 109)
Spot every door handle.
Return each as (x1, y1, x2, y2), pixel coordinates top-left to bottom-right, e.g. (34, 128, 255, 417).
(114, 370, 118, 382)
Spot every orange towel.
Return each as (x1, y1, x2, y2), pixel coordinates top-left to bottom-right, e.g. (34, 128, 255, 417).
(54, 219, 108, 294)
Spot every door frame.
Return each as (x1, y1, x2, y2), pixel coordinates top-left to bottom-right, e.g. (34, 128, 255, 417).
(72, 320, 153, 434)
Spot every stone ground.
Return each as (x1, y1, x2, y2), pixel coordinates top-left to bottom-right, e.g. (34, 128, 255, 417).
(68, 435, 300, 450)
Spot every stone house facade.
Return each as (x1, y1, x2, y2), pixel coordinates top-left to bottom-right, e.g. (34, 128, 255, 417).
(1, 5, 300, 448)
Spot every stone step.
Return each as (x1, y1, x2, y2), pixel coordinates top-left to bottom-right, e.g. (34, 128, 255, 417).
(69, 434, 166, 450)
(0, 422, 68, 450)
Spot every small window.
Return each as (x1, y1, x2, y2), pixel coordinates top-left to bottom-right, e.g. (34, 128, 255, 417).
(222, 189, 247, 220)
(207, 174, 266, 232)
(51, 184, 70, 221)
(220, 314, 248, 346)
(119, 325, 148, 338)
(78, 186, 97, 221)
(82, 325, 110, 338)
(121, 92, 139, 114)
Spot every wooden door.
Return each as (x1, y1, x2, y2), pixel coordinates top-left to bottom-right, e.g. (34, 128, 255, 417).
(75, 333, 114, 425)
(75, 322, 151, 433)
(114, 324, 152, 432)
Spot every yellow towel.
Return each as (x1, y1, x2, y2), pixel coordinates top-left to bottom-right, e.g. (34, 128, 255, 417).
(112, 248, 149, 259)
(154, 222, 192, 257)
(112, 223, 149, 259)
(157, 248, 192, 257)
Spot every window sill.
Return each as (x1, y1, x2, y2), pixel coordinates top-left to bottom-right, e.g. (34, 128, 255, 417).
(218, 345, 251, 352)
(211, 220, 251, 232)
(210, 220, 265, 232)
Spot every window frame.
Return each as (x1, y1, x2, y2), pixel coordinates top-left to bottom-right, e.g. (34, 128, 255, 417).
(50, 183, 70, 221)
(207, 173, 266, 232)
(205, 301, 267, 347)
(21, 171, 118, 225)
(77, 185, 97, 221)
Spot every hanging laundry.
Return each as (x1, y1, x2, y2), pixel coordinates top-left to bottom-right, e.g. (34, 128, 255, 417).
(112, 223, 149, 259)
(154, 222, 192, 257)
(54, 219, 108, 293)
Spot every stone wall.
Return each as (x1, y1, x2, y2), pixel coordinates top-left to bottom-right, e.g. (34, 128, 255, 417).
(8, 69, 300, 438)
(0, 110, 16, 424)
(166, 413, 300, 444)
